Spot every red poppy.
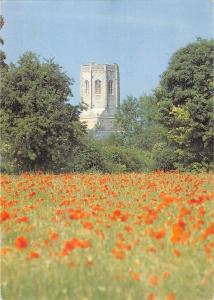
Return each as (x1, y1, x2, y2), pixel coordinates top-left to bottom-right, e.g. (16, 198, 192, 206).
(61, 238, 91, 256)
(16, 216, 29, 223)
(148, 229, 166, 240)
(164, 293, 176, 300)
(147, 293, 157, 300)
(83, 221, 93, 230)
(163, 271, 170, 279)
(130, 272, 141, 281)
(149, 274, 159, 286)
(28, 251, 40, 259)
(0, 210, 10, 223)
(49, 232, 59, 241)
(112, 248, 126, 260)
(15, 236, 28, 250)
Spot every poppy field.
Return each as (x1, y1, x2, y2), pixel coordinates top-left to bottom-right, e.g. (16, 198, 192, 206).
(1, 172, 214, 300)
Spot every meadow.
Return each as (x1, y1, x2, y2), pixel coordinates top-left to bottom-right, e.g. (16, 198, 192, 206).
(1, 172, 214, 300)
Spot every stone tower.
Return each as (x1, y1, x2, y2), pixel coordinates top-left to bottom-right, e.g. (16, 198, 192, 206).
(80, 63, 120, 130)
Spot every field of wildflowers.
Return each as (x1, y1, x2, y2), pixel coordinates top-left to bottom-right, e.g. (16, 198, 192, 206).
(1, 172, 214, 300)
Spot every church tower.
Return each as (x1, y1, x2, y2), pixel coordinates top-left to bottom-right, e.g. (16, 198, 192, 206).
(80, 63, 120, 130)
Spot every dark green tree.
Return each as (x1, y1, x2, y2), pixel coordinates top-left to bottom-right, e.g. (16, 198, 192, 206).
(0, 52, 86, 172)
(156, 38, 214, 170)
(0, 15, 7, 70)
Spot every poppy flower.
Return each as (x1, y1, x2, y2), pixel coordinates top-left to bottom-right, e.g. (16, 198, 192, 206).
(16, 216, 29, 223)
(130, 272, 141, 281)
(163, 271, 170, 279)
(83, 221, 93, 230)
(164, 293, 176, 300)
(112, 248, 125, 260)
(15, 236, 28, 250)
(149, 274, 159, 286)
(173, 249, 181, 257)
(61, 238, 91, 256)
(0, 210, 10, 223)
(147, 293, 157, 300)
(28, 251, 40, 259)
(124, 225, 133, 234)
(49, 232, 59, 241)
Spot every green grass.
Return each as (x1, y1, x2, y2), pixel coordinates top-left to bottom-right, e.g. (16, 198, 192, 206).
(1, 172, 214, 300)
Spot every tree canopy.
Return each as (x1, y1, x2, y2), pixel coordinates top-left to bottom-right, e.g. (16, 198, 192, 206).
(0, 15, 7, 70)
(0, 52, 86, 172)
(156, 38, 214, 169)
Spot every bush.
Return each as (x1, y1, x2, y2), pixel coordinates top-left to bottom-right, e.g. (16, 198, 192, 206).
(66, 137, 154, 173)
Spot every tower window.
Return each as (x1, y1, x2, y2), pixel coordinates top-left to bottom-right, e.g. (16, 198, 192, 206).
(85, 80, 89, 95)
(95, 80, 101, 94)
(108, 80, 113, 95)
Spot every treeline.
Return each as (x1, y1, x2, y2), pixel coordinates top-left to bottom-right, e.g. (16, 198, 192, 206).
(111, 38, 214, 172)
(0, 15, 213, 173)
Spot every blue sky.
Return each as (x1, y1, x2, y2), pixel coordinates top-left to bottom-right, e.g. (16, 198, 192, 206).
(1, 0, 213, 105)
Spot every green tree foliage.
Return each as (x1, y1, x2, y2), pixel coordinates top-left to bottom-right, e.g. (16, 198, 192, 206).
(114, 95, 164, 149)
(65, 136, 153, 173)
(114, 96, 142, 143)
(99, 142, 146, 173)
(67, 138, 105, 173)
(0, 15, 7, 70)
(156, 38, 214, 169)
(0, 52, 86, 172)
(113, 95, 170, 170)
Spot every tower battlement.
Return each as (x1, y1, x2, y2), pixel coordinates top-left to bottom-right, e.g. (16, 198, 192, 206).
(80, 63, 120, 130)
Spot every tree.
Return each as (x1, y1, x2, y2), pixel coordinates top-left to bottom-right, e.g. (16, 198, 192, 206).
(156, 38, 214, 169)
(114, 95, 165, 150)
(0, 52, 86, 172)
(67, 137, 106, 173)
(112, 95, 171, 171)
(0, 15, 7, 70)
(114, 96, 141, 145)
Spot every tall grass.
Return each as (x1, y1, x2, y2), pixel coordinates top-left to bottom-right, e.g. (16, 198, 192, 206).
(1, 172, 214, 300)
